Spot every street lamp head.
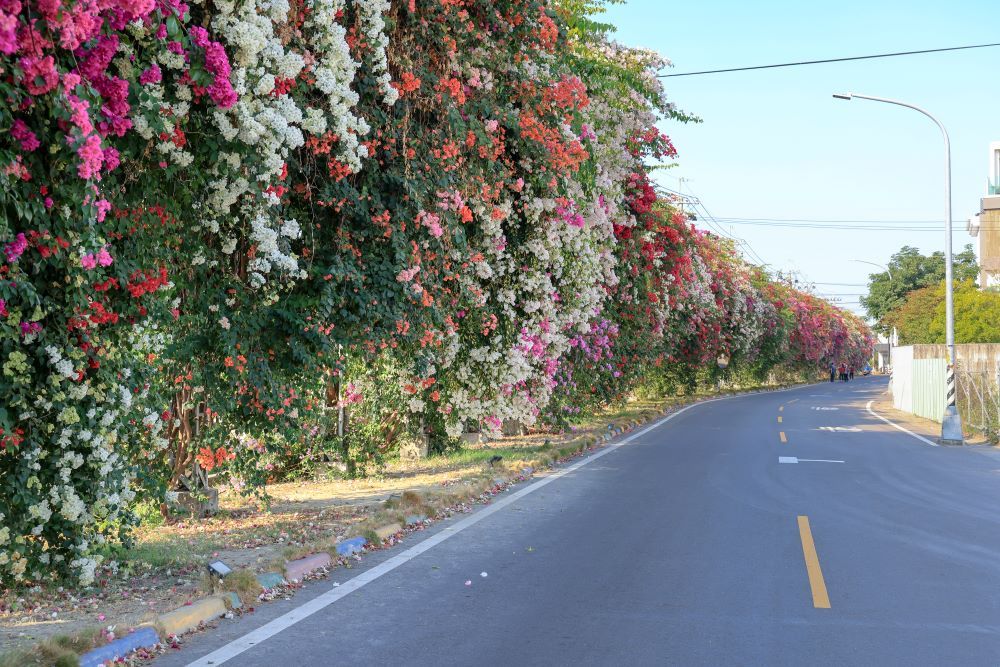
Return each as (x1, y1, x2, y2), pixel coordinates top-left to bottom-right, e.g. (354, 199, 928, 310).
(832, 92, 853, 100)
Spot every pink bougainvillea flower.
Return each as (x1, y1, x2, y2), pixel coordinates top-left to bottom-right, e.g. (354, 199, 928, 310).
(19, 55, 58, 95)
(11, 119, 39, 152)
(19, 321, 41, 336)
(96, 247, 113, 266)
(139, 63, 162, 85)
(188, 26, 210, 48)
(77, 134, 105, 180)
(68, 95, 95, 136)
(95, 200, 112, 223)
(0, 9, 17, 55)
(80, 253, 98, 270)
(103, 146, 120, 171)
(4, 232, 27, 263)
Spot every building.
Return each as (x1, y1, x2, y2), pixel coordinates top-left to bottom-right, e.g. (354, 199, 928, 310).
(968, 141, 1000, 289)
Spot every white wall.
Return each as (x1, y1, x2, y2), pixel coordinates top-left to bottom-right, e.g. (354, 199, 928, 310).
(891, 345, 914, 413)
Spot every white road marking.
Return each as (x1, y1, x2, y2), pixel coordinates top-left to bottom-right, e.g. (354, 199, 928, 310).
(865, 400, 939, 447)
(819, 426, 861, 432)
(810, 407, 839, 411)
(779, 456, 798, 463)
(184, 383, 823, 666)
(779, 457, 845, 464)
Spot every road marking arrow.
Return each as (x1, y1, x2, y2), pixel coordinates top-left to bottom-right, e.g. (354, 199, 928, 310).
(779, 457, 845, 464)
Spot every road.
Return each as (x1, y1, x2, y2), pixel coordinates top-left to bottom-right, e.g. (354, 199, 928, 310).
(159, 377, 1000, 666)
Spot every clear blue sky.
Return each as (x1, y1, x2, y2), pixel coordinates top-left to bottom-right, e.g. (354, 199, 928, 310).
(603, 0, 999, 317)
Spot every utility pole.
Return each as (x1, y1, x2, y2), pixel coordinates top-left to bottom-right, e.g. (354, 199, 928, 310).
(835, 93, 963, 444)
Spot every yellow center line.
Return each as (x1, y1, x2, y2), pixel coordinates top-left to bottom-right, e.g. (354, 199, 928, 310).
(797, 516, 831, 609)
(780, 431, 787, 443)
(777, 416, 783, 423)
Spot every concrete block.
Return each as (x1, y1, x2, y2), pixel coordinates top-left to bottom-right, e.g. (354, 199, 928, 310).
(374, 523, 403, 542)
(156, 596, 227, 637)
(335, 536, 367, 556)
(405, 514, 428, 526)
(79, 626, 160, 667)
(256, 571, 286, 590)
(284, 552, 332, 582)
(225, 591, 242, 609)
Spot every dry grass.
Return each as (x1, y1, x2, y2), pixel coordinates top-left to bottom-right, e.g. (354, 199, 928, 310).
(0, 627, 102, 667)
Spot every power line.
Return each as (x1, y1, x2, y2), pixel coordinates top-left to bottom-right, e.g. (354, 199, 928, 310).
(659, 42, 1000, 78)
(692, 198, 771, 267)
(712, 219, 965, 232)
(715, 216, 941, 224)
(810, 281, 868, 287)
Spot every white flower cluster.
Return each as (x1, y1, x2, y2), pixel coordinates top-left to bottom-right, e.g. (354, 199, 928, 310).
(425, 189, 615, 436)
(356, 0, 397, 105)
(306, 0, 370, 173)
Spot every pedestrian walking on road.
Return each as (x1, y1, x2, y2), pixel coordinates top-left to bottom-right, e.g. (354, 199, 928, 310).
(829, 362, 836, 382)
(849, 367, 854, 380)
(838, 362, 847, 382)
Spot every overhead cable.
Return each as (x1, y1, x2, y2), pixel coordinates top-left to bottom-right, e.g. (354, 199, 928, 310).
(659, 42, 1000, 78)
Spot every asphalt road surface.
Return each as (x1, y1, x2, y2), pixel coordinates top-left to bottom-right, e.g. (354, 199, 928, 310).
(158, 377, 1000, 667)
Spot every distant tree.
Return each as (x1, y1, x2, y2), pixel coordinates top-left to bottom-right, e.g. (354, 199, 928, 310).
(891, 284, 943, 345)
(861, 244, 978, 335)
(890, 280, 1000, 344)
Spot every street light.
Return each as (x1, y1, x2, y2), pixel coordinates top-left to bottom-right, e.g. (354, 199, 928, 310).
(834, 92, 963, 444)
(850, 258, 893, 283)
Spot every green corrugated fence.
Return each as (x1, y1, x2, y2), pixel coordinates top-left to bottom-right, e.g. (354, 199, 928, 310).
(911, 358, 947, 423)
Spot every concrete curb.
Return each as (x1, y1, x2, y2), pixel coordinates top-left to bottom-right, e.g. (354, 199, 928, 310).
(404, 514, 428, 526)
(335, 536, 368, 556)
(78, 626, 160, 667)
(156, 595, 228, 637)
(373, 523, 403, 541)
(284, 552, 332, 582)
(256, 571, 286, 590)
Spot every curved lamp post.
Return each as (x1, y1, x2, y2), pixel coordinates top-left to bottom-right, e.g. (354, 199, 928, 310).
(850, 258, 893, 283)
(834, 92, 963, 444)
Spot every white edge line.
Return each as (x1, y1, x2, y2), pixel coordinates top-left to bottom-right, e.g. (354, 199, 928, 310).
(865, 400, 939, 447)
(186, 383, 819, 667)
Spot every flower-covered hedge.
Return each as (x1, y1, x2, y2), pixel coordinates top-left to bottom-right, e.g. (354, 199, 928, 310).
(0, 0, 872, 585)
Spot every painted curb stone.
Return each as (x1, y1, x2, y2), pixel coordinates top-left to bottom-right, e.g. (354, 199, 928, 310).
(157, 596, 227, 636)
(335, 536, 367, 556)
(79, 626, 160, 667)
(256, 571, 286, 590)
(285, 552, 332, 582)
(374, 523, 403, 541)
